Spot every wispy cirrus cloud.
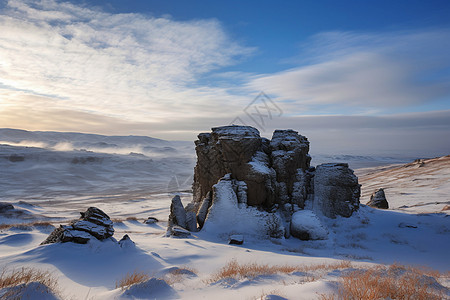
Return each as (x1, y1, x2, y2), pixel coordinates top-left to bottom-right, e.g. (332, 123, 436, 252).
(0, 0, 254, 123)
(247, 30, 450, 114)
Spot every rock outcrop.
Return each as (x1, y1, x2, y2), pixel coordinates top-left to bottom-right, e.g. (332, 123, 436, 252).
(367, 188, 389, 209)
(313, 163, 360, 218)
(168, 125, 361, 240)
(42, 207, 114, 244)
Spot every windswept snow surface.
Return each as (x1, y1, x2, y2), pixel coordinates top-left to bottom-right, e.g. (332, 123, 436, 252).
(0, 130, 449, 299)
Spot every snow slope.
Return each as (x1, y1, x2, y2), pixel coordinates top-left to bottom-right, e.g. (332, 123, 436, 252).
(0, 130, 448, 299)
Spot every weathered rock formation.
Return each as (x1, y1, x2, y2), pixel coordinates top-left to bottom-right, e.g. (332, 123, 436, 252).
(42, 207, 114, 244)
(313, 163, 360, 218)
(367, 188, 389, 209)
(168, 125, 361, 240)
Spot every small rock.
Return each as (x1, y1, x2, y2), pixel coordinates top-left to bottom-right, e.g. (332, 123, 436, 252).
(0, 202, 14, 213)
(169, 226, 191, 238)
(229, 234, 244, 245)
(144, 217, 159, 224)
(119, 234, 135, 248)
(168, 195, 187, 229)
(398, 222, 418, 229)
(367, 188, 389, 209)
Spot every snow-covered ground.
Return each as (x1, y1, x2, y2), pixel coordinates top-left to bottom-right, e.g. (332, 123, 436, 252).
(0, 130, 449, 299)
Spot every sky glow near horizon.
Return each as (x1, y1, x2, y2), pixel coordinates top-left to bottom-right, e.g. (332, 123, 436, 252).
(0, 0, 449, 156)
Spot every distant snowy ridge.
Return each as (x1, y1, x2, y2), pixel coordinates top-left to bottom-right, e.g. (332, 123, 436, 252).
(0, 128, 194, 158)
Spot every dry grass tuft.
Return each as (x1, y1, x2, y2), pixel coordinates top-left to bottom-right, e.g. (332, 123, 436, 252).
(208, 260, 352, 283)
(115, 270, 150, 290)
(0, 267, 59, 299)
(319, 263, 445, 300)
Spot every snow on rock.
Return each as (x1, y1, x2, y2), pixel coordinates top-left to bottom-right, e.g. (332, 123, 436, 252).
(118, 234, 135, 249)
(178, 125, 362, 241)
(367, 188, 389, 209)
(119, 278, 177, 299)
(201, 175, 279, 239)
(290, 210, 328, 240)
(42, 207, 114, 244)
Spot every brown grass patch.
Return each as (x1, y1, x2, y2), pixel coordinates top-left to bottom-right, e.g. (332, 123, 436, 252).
(208, 260, 352, 283)
(0, 221, 54, 231)
(0, 267, 59, 299)
(319, 263, 445, 300)
(115, 270, 150, 290)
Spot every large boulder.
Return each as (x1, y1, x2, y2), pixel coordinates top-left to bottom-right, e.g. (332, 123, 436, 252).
(41, 207, 114, 244)
(367, 188, 389, 209)
(313, 163, 361, 218)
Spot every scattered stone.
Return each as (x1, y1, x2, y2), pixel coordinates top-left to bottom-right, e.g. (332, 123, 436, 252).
(118, 234, 135, 248)
(398, 222, 418, 229)
(144, 217, 159, 224)
(228, 234, 244, 245)
(169, 226, 191, 238)
(367, 188, 389, 209)
(290, 210, 328, 240)
(0, 202, 14, 213)
(168, 195, 187, 229)
(41, 207, 114, 244)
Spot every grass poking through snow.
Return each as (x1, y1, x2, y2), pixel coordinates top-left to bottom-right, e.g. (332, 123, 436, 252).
(318, 263, 446, 300)
(115, 270, 150, 290)
(0, 267, 60, 299)
(208, 260, 352, 283)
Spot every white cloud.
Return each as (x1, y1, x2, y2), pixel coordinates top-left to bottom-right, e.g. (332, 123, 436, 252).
(0, 0, 254, 123)
(248, 30, 450, 113)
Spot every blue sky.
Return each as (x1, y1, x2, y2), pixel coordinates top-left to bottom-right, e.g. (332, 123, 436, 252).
(0, 0, 449, 156)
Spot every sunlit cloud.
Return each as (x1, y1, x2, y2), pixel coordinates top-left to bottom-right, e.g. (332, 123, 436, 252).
(0, 0, 254, 123)
(0, 0, 449, 155)
(248, 30, 450, 114)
